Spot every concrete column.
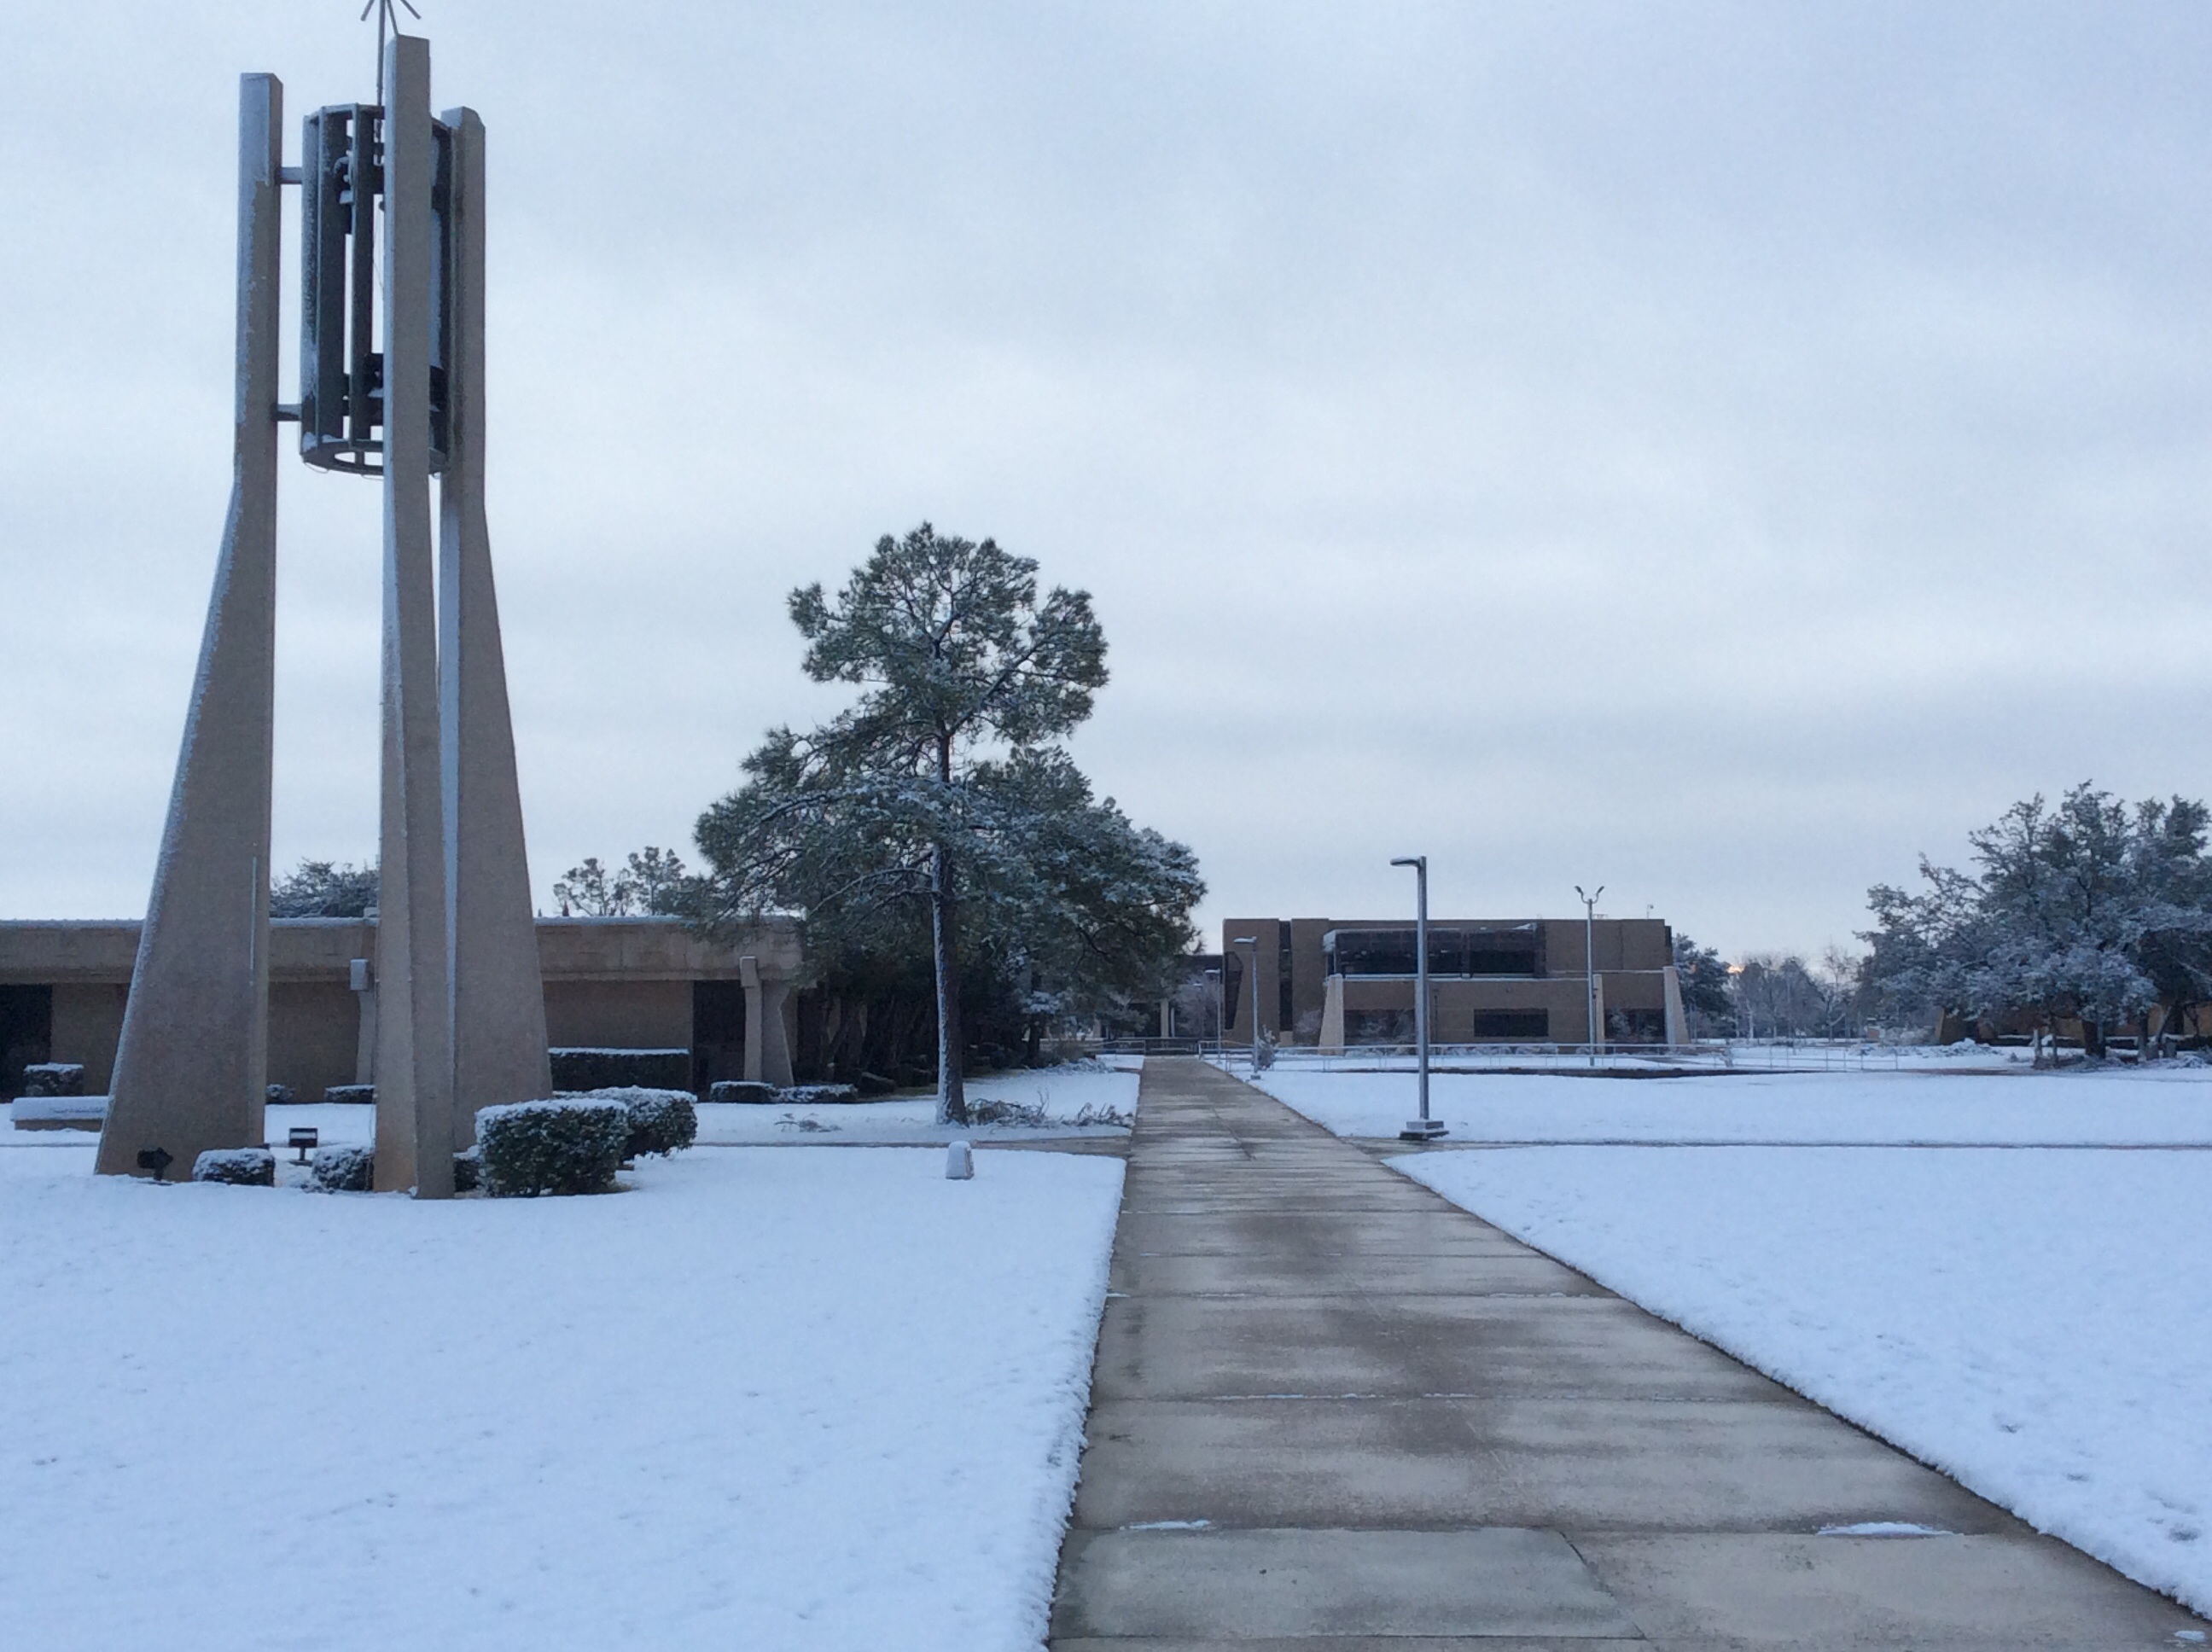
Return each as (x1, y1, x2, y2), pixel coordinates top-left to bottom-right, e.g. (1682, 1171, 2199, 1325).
(351, 957, 378, 1085)
(1662, 964, 1688, 1047)
(371, 36, 456, 1197)
(739, 956, 795, 1088)
(439, 105, 550, 1143)
(1318, 974, 1346, 1053)
(96, 75, 282, 1179)
(740, 957, 764, 1084)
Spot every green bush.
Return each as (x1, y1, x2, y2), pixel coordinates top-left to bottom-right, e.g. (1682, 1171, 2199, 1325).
(310, 1143, 375, 1191)
(477, 1099, 630, 1196)
(193, 1148, 275, 1187)
(590, 1086, 698, 1159)
(708, 1080, 777, 1104)
(453, 1146, 482, 1193)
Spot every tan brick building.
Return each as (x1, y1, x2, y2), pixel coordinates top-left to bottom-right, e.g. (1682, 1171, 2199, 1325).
(1217, 916, 1687, 1049)
(0, 916, 804, 1102)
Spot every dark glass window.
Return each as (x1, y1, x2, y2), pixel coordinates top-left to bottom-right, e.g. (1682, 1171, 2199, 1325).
(1470, 1009, 1549, 1040)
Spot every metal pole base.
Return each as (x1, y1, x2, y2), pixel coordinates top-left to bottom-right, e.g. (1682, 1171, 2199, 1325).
(1399, 1119, 1448, 1142)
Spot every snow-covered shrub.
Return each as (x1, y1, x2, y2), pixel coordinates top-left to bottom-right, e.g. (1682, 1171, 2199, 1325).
(477, 1099, 630, 1197)
(21, 1062, 84, 1098)
(778, 1083, 859, 1106)
(193, 1147, 275, 1187)
(323, 1084, 375, 1105)
(591, 1086, 697, 1159)
(265, 1083, 295, 1106)
(549, 1048, 690, 1092)
(452, 1146, 482, 1193)
(965, 1096, 1046, 1126)
(709, 1080, 777, 1104)
(310, 1143, 375, 1191)
(1253, 1030, 1278, 1071)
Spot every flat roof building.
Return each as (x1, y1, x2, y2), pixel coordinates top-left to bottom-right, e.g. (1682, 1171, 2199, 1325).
(1219, 916, 1687, 1049)
(0, 916, 804, 1104)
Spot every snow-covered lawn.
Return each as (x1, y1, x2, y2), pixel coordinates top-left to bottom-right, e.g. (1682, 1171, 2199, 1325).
(697, 1062, 1139, 1145)
(3, 1061, 1143, 1155)
(0, 1138, 1123, 1650)
(1255, 1062, 2212, 1144)
(1307, 1060, 2212, 1614)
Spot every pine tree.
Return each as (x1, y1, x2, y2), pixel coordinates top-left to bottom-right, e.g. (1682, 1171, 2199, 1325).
(692, 525, 1197, 1122)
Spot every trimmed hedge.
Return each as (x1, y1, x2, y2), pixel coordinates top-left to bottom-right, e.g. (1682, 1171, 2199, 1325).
(549, 1048, 690, 1092)
(21, 1062, 84, 1098)
(323, 1084, 375, 1105)
(310, 1143, 375, 1191)
(265, 1083, 296, 1106)
(780, 1084, 859, 1106)
(590, 1086, 697, 1159)
(194, 1147, 275, 1187)
(477, 1098, 630, 1196)
(708, 1080, 777, 1105)
(452, 1146, 482, 1193)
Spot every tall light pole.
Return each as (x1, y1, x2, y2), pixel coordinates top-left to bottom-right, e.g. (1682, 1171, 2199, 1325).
(1575, 883, 1604, 1068)
(1231, 937, 1260, 1072)
(1393, 856, 1445, 1141)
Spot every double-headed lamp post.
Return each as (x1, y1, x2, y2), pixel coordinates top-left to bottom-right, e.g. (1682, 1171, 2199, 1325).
(1231, 936, 1260, 1071)
(1392, 856, 1446, 1142)
(1575, 883, 1604, 1068)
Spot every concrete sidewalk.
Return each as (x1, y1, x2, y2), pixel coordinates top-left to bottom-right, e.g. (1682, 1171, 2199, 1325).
(1048, 1057, 2205, 1649)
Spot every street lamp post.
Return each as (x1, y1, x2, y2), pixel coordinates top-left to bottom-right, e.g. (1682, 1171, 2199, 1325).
(1231, 937, 1260, 1073)
(1392, 856, 1446, 1142)
(1575, 883, 1604, 1068)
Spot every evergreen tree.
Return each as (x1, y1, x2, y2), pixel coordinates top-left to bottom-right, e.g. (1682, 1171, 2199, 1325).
(693, 524, 1197, 1121)
(1864, 783, 2212, 1055)
(270, 858, 378, 919)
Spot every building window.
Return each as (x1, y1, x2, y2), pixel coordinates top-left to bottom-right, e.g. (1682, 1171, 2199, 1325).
(1325, 926, 1544, 979)
(1470, 1009, 1549, 1040)
(1324, 930, 1417, 976)
(1608, 1008, 1667, 1044)
(1347, 1009, 1414, 1044)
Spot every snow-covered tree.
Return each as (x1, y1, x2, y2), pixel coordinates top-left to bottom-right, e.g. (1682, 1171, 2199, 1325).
(1669, 932, 1734, 1036)
(1863, 784, 2212, 1055)
(692, 524, 1197, 1122)
(553, 847, 695, 917)
(554, 857, 631, 916)
(271, 858, 378, 918)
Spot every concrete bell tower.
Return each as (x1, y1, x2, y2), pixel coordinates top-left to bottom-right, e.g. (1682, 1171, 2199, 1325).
(96, 32, 550, 1195)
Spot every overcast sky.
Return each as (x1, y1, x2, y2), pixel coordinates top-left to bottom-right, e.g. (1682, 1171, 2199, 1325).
(5, 3, 2209, 957)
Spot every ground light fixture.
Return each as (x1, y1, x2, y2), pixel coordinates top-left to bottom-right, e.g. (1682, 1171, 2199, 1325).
(1231, 937, 1260, 1072)
(1575, 883, 1604, 1068)
(1392, 857, 1446, 1142)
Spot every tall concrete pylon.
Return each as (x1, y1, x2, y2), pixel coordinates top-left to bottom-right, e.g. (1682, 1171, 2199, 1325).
(370, 35, 457, 1196)
(101, 40, 543, 1195)
(95, 76, 283, 1179)
(439, 106, 552, 1142)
